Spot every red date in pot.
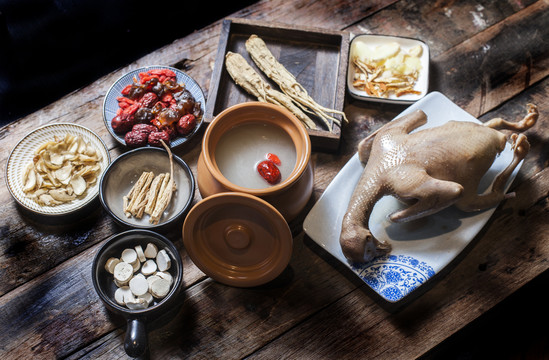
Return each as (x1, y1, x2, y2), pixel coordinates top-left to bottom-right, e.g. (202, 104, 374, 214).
(257, 160, 281, 185)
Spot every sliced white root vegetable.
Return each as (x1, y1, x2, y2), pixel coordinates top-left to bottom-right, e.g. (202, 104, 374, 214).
(105, 242, 175, 309)
(129, 276, 149, 296)
(114, 286, 132, 306)
(104, 257, 120, 274)
(135, 245, 146, 262)
(126, 295, 148, 310)
(150, 278, 171, 298)
(138, 292, 153, 307)
(156, 271, 173, 286)
(134, 273, 146, 280)
(114, 278, 128, 288)
(121, 248, 138, 264)
(144, 243, 158, 258)
(113, 262, 134, 284)
(141, 259, 157, 276)
(156, 249, 171, 271)
(131, 259, 141, 272)
(147, 275, 161, 290)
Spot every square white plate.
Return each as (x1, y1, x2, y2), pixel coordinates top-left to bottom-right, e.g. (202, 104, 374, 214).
(303, 92, 521, 303)
(347, 34, 430, 104)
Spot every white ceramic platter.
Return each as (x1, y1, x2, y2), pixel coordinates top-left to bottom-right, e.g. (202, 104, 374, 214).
(347, 34, 430, 104)
(6, 123, 111, 216)
(303, 92, 521, 303)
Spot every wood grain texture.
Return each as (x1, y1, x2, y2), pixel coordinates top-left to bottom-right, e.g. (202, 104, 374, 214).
(1, 0, 548, 359)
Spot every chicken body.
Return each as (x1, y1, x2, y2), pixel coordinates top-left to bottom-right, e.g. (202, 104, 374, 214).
(340, 105, 538, 263)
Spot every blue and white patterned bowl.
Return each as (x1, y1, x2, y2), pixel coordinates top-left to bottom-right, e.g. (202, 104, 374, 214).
(102, 65, 206, 149)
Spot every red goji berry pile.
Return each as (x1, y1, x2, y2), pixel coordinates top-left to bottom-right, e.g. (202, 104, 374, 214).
(111, 69, 202, 148)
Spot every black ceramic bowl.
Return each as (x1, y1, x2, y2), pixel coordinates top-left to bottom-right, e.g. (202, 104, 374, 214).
(99, 147, 195, 231)
(92, 229, 183, 357)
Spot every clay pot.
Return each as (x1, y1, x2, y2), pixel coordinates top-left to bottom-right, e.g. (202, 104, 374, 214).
(197, 102, 313, 221)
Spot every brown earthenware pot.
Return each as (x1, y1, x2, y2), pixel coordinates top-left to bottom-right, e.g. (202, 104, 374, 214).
(197, 102, 313, 221)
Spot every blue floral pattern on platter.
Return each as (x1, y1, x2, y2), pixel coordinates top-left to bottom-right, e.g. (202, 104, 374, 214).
(351, 255, 435, 302)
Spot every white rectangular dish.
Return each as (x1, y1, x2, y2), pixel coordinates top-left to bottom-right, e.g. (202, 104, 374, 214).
(303, 92, 521, 304)
(347, 34, 430, 104)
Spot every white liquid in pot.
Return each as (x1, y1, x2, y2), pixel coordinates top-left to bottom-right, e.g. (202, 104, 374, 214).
(215, 122, 297, 189)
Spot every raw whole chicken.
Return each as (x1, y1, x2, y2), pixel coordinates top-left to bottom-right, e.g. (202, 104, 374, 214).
(340, 104, 538, 263)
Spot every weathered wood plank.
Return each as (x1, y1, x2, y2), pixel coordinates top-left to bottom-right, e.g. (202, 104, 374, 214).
(433, 0, 549, 117)
(351, 0, 538, 58)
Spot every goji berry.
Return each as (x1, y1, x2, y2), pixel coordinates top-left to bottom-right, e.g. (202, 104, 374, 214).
(149, 69, 176, 77)
(257, 160, 281, 185)
(266, 153, 281, 165)
(121, 84, 132, 95)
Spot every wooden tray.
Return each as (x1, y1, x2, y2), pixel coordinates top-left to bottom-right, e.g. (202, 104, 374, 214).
(205, 18, 350, 152)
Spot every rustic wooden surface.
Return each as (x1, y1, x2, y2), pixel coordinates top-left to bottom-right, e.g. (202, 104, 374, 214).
(1, 0, 548, 359)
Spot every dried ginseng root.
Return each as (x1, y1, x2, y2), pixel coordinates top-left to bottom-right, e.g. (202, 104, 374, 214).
(149, 140, 177, 224)
(225, 51, 316, 129)
(245, 34, 348, 131)
(122, 140, 176, 224)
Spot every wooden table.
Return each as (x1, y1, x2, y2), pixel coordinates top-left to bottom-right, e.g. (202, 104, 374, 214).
(1, 1, 548, 358)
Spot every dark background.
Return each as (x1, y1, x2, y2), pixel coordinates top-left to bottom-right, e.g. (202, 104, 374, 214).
(0, 0, 257, 126)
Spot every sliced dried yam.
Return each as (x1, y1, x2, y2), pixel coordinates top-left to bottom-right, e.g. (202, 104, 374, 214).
(129, 276, 149, 296)
(105, 257, 121, 274)
(150, 278, 170, 298)
(113, 262, 134, 284)
(156, 249, 171, 272)
(135, 245, 146, 262)
(114, 286, 132, 305)
(144, 243, 158, 258)
(141, 259, 157, 276)
(121, 248, 138, 264)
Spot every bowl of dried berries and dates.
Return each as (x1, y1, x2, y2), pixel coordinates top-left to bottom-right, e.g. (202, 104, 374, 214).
(103, 65, 205, 149)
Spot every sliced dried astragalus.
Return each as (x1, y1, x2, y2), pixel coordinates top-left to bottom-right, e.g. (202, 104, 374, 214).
(21, 133, 102, 206)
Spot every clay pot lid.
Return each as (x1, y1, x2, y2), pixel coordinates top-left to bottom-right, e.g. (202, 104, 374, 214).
(182, 192, 293, 287)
